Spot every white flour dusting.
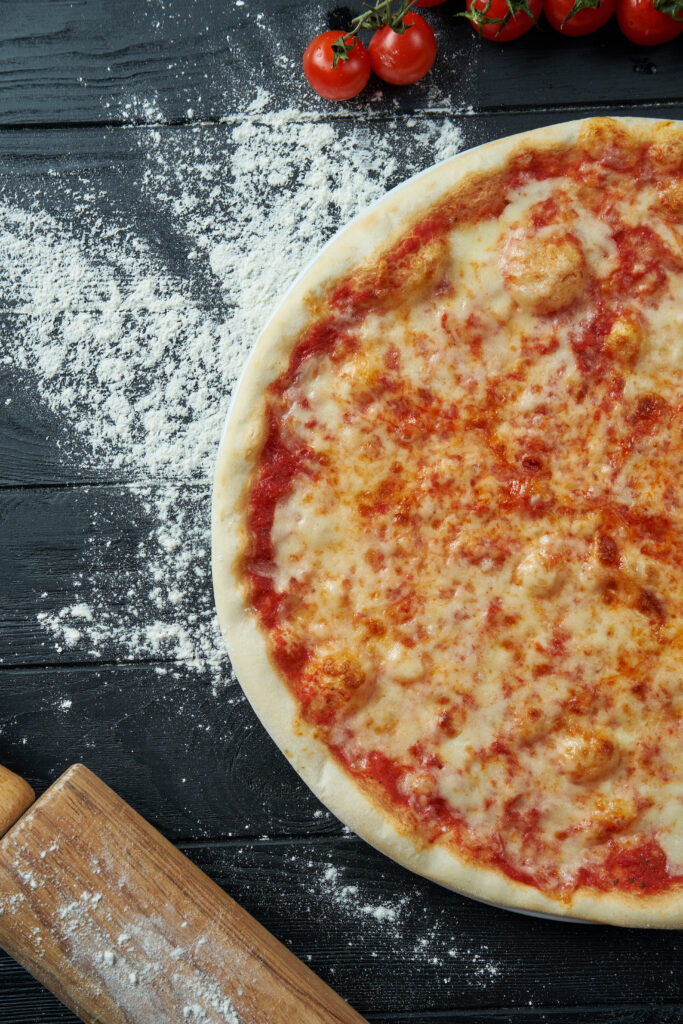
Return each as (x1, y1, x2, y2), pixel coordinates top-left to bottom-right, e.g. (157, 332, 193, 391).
(310, 859, 505, 987)
(3, 205, 232, 479)
(320, 864, 408, 923)
(0, 66, 519, 1001)
(0, 872, 242, 1024)
(0, 81, 517, 1001)
(1, 89, 463, 695)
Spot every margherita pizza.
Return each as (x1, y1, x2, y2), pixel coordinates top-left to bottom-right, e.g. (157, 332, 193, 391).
(212, 117, 683, 926)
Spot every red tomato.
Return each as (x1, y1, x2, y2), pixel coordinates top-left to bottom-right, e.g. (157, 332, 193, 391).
(545, 0, 615, 33)
(616, 0, 683, 43)
(303, 31, 371, 100)
(368, 12, 437, 85)
(465, 0, 543, 39)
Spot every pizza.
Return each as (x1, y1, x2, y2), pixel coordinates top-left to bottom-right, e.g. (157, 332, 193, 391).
(212, 117, 683, 927)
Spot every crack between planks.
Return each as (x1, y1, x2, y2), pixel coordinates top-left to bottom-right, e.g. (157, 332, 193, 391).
(0, 95, 683, 133)
(0, 654, 227, 673)
(0, 478, 209, 492)
(176, 832, 353, 851)
(366, 1004, 683, 1021)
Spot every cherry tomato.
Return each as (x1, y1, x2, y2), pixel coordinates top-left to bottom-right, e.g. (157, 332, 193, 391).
(545, 0, 616, 33)
(465, 0, 543, 39)
(616, 0, 683, 43)
(368, 12, 437, 85)
(303, 31, 371, 100)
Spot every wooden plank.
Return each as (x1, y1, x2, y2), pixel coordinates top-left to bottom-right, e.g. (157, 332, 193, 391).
(187, 839, 683, 1014)
(0, 362, 99, 487)
(1, 967, 682, 1024)
(0, 964, 76, 1024)
(0, 766, 34, 838)
(1, 662, 340, 842)
(0, 483, 221, 665)
(0, 0, 682, 127)
(3, 103, 683, 174)
(1, 833, 683, 1023)
(0, 765, 369, 1024)
(3, 109, 683, 488)
(369, 1011, 683, 1023)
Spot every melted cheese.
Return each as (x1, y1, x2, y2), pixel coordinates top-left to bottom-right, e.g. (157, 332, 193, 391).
(247, 129, 683, 896)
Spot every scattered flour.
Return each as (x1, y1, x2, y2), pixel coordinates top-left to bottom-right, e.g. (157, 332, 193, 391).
(301, 859, 506, 989)
(0, 877, 242, 1024)
(320, 864, 407, 924)
(0, 89, 463, 695)
(0, 77, 509, 1009)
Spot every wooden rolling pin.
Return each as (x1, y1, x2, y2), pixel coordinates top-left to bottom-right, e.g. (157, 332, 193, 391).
(0, 763, 369, 1024)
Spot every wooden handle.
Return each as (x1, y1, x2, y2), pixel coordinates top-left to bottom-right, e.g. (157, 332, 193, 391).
(0, 764, 369, 1024)
(0, 765, 35, 838)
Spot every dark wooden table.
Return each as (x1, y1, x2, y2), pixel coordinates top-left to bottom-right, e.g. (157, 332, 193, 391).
(1, 3, 682, 1022)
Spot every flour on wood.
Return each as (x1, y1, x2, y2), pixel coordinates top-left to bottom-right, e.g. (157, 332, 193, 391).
(0, 88, 463, 704)
(0, 80, 512, 1004)
(0, 840, 245, 1024)
(307, 859, 505, 989)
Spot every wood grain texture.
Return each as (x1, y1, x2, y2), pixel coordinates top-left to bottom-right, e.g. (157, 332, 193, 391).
(1, 832, 683, 1023)
(2, 0, 683, 1021)
(0, 483, 214, 665)
(2, 107, 683, 490)
(0, 766, 34, 838)
(0, 662, 340, 843)
(0, 765, 368, 1024)
(0, 0, 681, 127)
(0, 966, 682, 1024)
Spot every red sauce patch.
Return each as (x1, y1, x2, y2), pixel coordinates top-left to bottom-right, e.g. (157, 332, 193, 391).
(244, 411, 314, 627)
(240, 131, 683, 904)
(613, 226, 672, 299)
(578, 839, 680, 895)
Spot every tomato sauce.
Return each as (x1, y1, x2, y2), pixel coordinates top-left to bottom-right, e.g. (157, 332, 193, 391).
(245, 410, 313, 628)
(613, 225, 672, 297)
(333, 746, 464, 843)
(489, 849, 548, 892)
(241, 129, 683, 903)
(576, 839, 683, 895)
(570, 307, 615, 378)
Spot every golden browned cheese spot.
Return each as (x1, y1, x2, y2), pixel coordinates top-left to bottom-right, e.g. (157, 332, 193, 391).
(635, 587, 666, 619)
(578, 117, 639, 166)
(590, 538, 666, 619)
(604, 314, 644, 366)
(435, 700, 468, 740)
(399, 236, 452, 298)
(596, 534, 619, 567)
(451, 167, 508, 224)
(512, 536, 569, 598)
(589, 794, 639, 839)
(557, 729, 622, 783)
(507, 705, 550, 746)
(659, 180, 683, 219)
(305, 652, 373, 718)
(502, 231, 587, 316)
(353, 236, 452, 312)
(649, 124, 683, 174)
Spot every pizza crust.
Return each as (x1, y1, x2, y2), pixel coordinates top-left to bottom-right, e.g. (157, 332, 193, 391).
(212, 117, 683, 928)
